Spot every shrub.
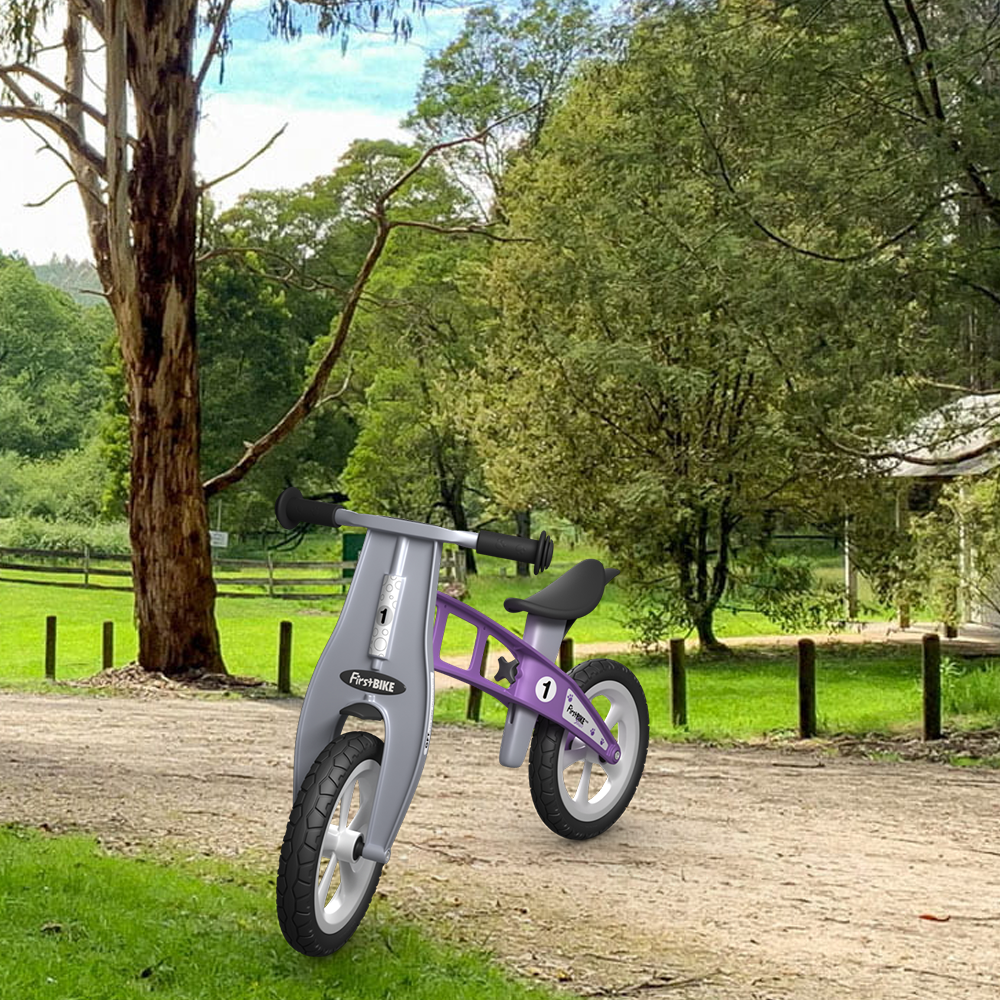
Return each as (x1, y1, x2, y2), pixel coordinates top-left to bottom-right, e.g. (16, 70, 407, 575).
(0, 516, 129, 554)
(941, 657, 1000, 720)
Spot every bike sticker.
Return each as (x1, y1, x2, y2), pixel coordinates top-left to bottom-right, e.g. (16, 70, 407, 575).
(562, 690, 608, 751)
(369, 573, 403, 658)
(341, 669, 407, 695)
(535, 677, 557, 703)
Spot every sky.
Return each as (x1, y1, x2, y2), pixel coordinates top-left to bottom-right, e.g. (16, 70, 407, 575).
(0, 1, 468, 264)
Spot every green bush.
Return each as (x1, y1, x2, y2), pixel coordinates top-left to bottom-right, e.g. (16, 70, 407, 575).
(0, 443, 107, 520)
(0, 516, 129, 554)
(941, 657, 1000, 720)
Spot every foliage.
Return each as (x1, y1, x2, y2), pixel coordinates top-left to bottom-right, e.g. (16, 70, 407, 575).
(0, 442, 107, 522)
(940, 657, 1000, 721)
(407, 0, 605, 215)
(466, 1, 1000, 644)
(0, 256, 108, 457)
(0, 513, 129, 552)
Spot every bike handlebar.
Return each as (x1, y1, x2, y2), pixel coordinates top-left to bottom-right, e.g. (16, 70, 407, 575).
(275, 487, 554, 574)
(475, 529, 553, 576)
(275, 487, 340, 530)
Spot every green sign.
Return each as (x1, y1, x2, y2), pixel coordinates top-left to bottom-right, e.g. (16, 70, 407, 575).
(343, 532, 364, 579)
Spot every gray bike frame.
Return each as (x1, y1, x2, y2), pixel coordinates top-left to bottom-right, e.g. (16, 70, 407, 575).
(293, 508, 477, 865)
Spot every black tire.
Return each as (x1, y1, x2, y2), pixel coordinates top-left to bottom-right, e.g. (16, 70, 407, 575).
(276, 731, 384, 956)
(528, 658, 649, 840)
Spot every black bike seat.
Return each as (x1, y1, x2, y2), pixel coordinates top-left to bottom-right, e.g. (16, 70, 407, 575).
(503, 559, 619, 621)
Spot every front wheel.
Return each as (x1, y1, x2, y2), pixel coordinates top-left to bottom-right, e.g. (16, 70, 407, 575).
(276, 731, 384, 956)
(528, 658, 649, 840)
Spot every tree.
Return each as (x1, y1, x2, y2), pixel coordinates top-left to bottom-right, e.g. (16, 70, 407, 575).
(407, 0, 603, 218)
(0, 255, 106, 457)
(0, 0, 461, 675)
(472, 2, 972, 647)
(407, 0, 603, 573)
(336, 151, 495, 570)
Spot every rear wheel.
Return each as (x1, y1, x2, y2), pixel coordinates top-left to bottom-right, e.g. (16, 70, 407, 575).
(528, 658, 649, 840)
(276, 731, 384, 956)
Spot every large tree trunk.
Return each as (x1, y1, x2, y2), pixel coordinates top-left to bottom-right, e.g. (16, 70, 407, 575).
(108, 0, 224, 674)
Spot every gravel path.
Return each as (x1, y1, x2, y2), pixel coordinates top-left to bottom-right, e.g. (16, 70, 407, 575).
(2, 691, 998, 999)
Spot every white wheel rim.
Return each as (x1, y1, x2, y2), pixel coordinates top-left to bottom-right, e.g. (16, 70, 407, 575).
(556, 679, 639, 822)
(314, 758, 380, 935)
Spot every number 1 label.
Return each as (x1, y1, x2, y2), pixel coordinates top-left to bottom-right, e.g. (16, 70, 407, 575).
(535, 677, 556, 703)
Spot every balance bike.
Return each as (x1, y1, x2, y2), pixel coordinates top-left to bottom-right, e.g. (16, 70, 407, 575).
(273, 487, 649, 956)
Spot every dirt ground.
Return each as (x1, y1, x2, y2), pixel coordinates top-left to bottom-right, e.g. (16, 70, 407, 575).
(2, 690, 998, 1000)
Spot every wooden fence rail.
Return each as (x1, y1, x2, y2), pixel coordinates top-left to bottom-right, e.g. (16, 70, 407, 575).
(0, 545, 467, 599)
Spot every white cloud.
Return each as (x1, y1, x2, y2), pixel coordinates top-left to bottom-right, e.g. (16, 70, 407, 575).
(0, 93, 410, 265)
(197, 92, 408, 201)
(0, 5, 463, 265)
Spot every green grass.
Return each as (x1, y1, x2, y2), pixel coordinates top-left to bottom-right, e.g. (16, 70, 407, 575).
(941, 658, 1000, 725)
(0, 825, 564, 1000)
(438, 643, 999, 741)
(0, 557, 785, 690)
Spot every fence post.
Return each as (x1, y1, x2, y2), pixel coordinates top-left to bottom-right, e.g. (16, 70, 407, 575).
(266, 551, 275, 599)
(466, 639, 491, 722)
(102, 620, 114, 671)
(45, 615, 56, 681)
(83, 544, 90, 589)
(922, 633, 942, 741)
(278, 620, 293, 694)
(559, 636, 575, 673)
(669, 638, 687, 727)
(798, 638, 817, 738)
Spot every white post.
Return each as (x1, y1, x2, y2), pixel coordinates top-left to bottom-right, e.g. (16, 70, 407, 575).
(843, 516, 858, 620)
(895, 485, 911, 629)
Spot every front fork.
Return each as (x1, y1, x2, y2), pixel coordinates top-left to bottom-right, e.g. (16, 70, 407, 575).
(292, 528, 438, 865)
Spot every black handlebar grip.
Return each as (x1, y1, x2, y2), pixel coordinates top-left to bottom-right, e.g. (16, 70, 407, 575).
(476, 529, 553, 575)
(275, 487, 340, 530)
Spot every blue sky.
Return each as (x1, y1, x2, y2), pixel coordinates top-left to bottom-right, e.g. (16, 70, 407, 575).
(2, 1, 469, 262)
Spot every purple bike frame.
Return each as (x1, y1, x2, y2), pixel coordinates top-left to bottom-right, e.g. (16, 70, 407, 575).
(433, 592, 622, 764)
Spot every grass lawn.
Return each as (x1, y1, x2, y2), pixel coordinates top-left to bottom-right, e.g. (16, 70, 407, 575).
(0, 560, 778, 689)
(0, 826, 564, 1000)
(436, 643, 1000, 741)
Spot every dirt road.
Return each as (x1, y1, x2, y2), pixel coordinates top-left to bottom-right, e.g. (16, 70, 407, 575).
(2, 691, 998, 999)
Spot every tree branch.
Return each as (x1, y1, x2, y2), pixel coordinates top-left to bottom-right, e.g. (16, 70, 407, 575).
(198, 123, 288, 194)
(696, 106, 940, 262)
(0, 105, 106, 175)
(377, 104, 538, 212)
(0, 62, 107, 128)
(63, 1, 111, 287)
(815, 422, 1000, 469)
(204, 116, 533, 497)
(386, 219, 530, 243)
(24, 177, 75, 207)
(196, 244, 353, 293)
(78, 0, 106, 37)
(203, 210, 392, 499)
(195, 0, 235, 90)
(883, 0, 1000, 230)
(881, 0, 933, 118)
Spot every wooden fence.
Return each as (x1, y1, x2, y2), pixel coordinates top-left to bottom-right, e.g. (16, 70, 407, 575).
(667, 633, 947, 742)
(0, 545, 466, 600)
